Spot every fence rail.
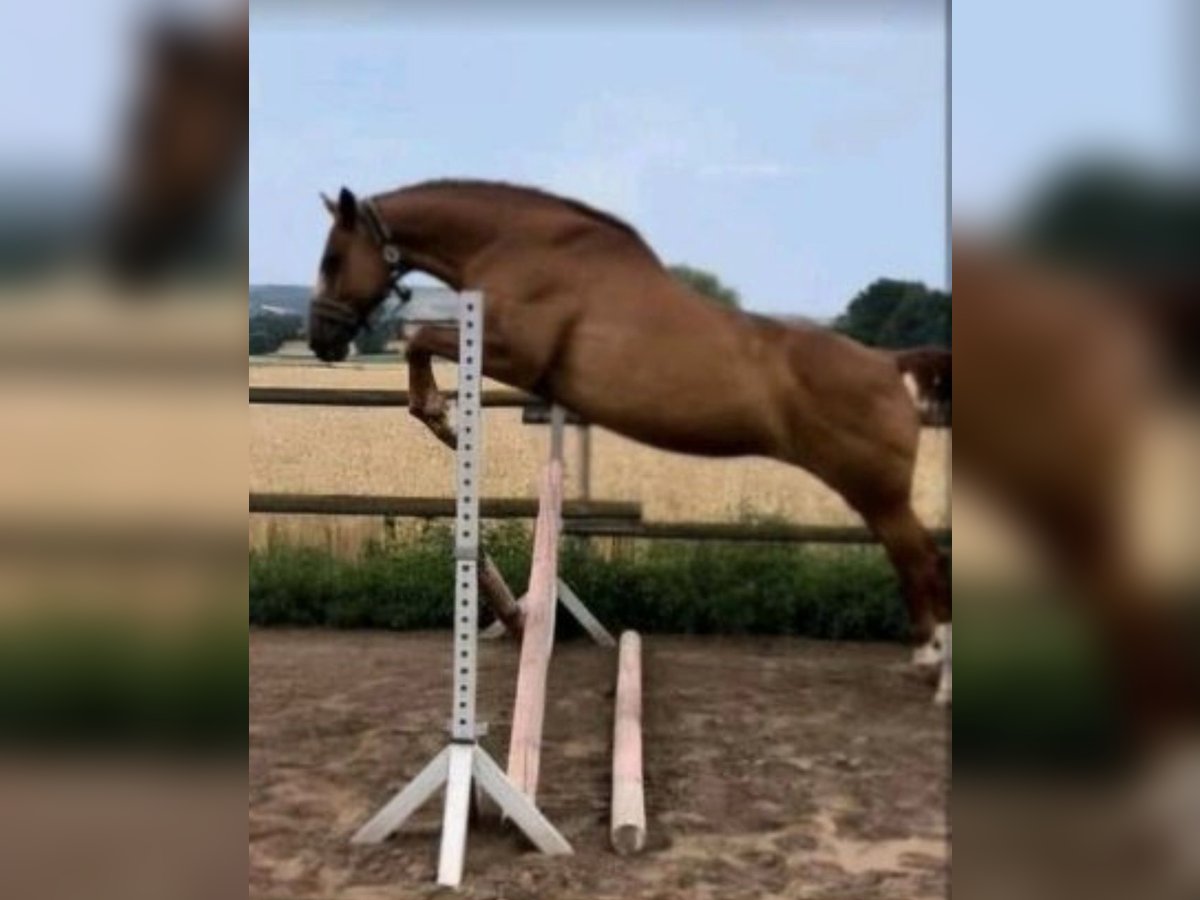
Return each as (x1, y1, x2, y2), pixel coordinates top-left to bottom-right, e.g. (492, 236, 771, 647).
(248, 493, 949, 545)
(251, 386, 949, 545)
(249, 386, 946, 428)
(249, 386, 534, 408)
(564, 519, 952, 546)
(249, 492, 640, 523)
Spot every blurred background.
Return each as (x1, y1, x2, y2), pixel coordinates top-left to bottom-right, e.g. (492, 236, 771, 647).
(0, 0, 1196, 896)
(953, 1, 1198, 898)
(0, 1, 245, 899)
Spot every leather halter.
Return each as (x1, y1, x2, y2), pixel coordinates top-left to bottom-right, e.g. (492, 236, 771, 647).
(360, 197, 413, 302)
(310, 196, 413, 331)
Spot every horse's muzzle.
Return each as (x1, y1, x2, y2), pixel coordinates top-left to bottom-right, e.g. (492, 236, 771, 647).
(308, 312, 356, 363)
(310, 337, 350, 363)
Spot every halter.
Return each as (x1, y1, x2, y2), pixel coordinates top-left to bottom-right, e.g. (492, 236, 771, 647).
(360, 196, 414, 304)
(311, 196, 413, 332)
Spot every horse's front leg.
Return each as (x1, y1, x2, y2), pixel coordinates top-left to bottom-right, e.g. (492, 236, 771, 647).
(406, 325, 460, 450)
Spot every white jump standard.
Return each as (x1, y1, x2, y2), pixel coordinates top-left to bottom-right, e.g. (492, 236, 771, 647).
(350, 290, 571, 888)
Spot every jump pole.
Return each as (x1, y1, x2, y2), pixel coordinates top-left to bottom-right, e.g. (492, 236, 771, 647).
(611, 631, 647, 854)
(549, 404, 616, 648)
(505, 457, 564, 798)
(504, 405, 615, 804)
(479, 405, 615, 648)
(350, 289, 571, 888)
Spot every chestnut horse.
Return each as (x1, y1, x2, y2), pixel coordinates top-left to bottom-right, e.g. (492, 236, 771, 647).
(307, 180, 951, 699)
(954, 237, 1197, 742)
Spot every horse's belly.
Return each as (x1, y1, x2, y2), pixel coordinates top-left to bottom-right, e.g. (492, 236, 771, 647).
(596, 413, 766, 457)
(554, 347, 779, 457)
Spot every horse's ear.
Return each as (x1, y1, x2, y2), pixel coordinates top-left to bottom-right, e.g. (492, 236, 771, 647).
(320, 192, 337, 217)
(337, 187, 358, 229)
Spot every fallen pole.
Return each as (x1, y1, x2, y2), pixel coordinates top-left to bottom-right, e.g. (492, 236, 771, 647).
(611, 631, 646, 855)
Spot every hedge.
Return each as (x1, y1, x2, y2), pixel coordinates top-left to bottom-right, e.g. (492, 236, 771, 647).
(249, 522, 908, 641)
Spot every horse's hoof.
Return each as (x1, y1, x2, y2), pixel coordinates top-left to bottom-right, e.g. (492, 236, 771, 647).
(912, 622, 950, 670)
(933, 680, 952, 707)
(913, 643, 942, 669)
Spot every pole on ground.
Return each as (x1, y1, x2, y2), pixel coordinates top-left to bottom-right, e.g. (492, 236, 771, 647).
(611, 631, 647, 855)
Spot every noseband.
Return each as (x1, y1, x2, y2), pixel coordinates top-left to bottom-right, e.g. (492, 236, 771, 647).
(311, 196, 413, 331)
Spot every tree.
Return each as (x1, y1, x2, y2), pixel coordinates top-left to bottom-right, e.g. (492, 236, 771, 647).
(249, 328, 281, 356)
(353, 317, 397, 356)
(1016, 158, 1200, 279)
(669, 264, 741, 309)
(835, 279, 950, 349)
(248, 310, 302, 356)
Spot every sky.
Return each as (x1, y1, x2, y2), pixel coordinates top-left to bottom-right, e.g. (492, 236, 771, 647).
(1, 1, 1183, 313)
(249, 7, 948, 318)
(952, 0, 1189, 226)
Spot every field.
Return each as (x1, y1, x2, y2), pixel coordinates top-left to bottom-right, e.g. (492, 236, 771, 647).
(249, 630, 949, 900)
(250, 357, 951, 555)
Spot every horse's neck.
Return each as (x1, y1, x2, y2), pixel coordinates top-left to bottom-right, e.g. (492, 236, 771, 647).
(379, 190, 501, 289)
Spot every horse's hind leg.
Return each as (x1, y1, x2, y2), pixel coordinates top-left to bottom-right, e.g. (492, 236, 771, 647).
(863, 501, 952, 695)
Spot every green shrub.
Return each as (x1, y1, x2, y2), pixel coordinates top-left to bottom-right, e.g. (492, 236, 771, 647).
(250, 524, 907, 642)
(0, 614, 246, 753)
(249, 310, 303, 355)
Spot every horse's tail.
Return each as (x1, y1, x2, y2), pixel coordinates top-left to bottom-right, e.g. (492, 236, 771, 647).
(893, 346, 952, 428)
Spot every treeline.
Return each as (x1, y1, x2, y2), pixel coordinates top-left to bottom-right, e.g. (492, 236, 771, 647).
(249, 310, 303, 355)
(833, 279, 950, 349)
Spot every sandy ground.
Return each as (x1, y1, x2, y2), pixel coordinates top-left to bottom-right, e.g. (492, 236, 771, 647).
(250, 630, 949, 899)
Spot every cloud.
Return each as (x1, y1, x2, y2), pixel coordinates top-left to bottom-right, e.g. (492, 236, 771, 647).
(694, 162, 808, 180)
(530, 93, 786, 217)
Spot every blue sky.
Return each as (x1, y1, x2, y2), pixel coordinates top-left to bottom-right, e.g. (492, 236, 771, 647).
(953, 0, 1187, 224)
(1, 1, 1187, 312)
(250, 9, 947, 318)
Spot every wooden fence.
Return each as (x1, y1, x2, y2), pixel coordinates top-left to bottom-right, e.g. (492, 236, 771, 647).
(251, 386, 949, 545)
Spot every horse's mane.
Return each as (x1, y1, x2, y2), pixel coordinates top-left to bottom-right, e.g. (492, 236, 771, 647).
(392, 178, 657, 258)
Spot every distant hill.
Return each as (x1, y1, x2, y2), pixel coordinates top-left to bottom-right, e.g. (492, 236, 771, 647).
(250, 284, 310, 316)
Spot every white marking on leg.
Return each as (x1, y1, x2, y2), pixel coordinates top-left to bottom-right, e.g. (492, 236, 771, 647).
(933, 624, 952, 706)
(912, 622, 948, 669)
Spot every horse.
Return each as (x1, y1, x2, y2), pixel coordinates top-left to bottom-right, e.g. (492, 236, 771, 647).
(954, 236, 1197, 743)
(306, 180, 952, 701)
(103, 10, 247, 279)
(895, 346, 952, 427)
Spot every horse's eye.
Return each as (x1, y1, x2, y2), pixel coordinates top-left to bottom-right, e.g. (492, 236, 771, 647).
(321, 254, 340, 278)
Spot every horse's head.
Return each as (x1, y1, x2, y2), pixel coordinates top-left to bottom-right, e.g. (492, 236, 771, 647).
(308, 188, 397, 363)
(104, 15, 246, 279)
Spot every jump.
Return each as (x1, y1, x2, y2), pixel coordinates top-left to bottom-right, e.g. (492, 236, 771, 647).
(307, 179, 951, 699)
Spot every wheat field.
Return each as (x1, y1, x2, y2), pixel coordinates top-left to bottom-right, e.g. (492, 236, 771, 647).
(250, 356, 951, 553)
